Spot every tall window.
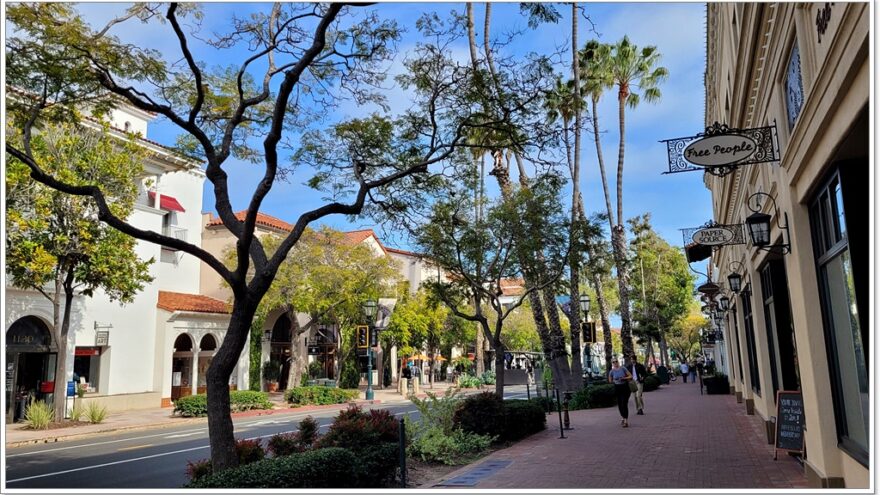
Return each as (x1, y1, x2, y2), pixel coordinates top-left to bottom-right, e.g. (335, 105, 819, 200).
(810, 166, 868, 464)
(740, 285, 760, 396)
(730, 304, 745, 384)
(785, 41, 804, 129)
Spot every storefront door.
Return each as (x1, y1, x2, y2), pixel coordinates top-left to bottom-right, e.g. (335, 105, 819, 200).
(6, 316, 57, 424)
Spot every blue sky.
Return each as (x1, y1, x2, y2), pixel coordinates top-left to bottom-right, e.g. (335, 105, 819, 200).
(76, 2, 713, 254)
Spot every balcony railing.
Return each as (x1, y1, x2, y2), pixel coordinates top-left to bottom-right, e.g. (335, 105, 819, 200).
(162, 225, 187, 249)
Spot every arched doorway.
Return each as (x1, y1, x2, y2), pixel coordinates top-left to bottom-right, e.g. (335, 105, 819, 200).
(196, 334, 217, 394)
(171, 334, 194, 400)
(6, 316, 57, 423)
(270, 315, 292, 390)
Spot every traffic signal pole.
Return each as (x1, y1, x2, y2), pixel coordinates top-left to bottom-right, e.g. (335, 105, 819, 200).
(366, 328, 374, 401)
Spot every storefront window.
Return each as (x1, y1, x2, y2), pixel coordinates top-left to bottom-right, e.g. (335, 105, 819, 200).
(810, 168, 868, 464)
(785, 41, 804, 129)
(740, 285, 761, 396)
(73, 347, 101, 392)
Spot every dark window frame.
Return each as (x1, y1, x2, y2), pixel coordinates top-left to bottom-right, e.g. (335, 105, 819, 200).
(809, 165, 869, 467)
(740, 284, 761, 396)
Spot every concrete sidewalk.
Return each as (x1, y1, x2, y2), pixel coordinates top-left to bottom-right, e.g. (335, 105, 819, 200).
(429, 381, 809, 489)
(4, 380, 465, 448)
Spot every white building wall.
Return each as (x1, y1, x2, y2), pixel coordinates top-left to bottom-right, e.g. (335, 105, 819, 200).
(153, 169, 206, 294)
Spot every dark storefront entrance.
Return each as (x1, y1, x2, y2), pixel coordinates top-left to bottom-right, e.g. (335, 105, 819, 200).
(270, 315, 293, 390)
(6, 316, 57, 424)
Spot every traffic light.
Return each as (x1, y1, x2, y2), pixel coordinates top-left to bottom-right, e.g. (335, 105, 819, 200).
(357, 325, 368, 348)
(369, 327, 378, 347)
(582, 321, 597, 343)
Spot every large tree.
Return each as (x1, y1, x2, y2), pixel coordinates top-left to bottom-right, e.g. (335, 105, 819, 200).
(580, 36, 668, 358)
(6, 3, 493, 471)
(419, 176, 568, 396)
(6, 121, 154, 421)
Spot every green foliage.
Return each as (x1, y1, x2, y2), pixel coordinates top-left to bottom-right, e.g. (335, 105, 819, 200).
(480, 370, 496, 385)
(406, 388, 493, 465)
(284, 386, 358, 406)
(174, 391, 273, 417)
(530, 396, 557, 412)
(249, 315, 266, 391)
(266, 416, 320, 457)
(457, 374, 483, 389)
(338, 360, 361, 390)
(76, 384, 87, 398)
(185, 448, 359, 488)
(69, 403, 84, 422)
(501, 401, 547, 441)
(185, 459, 213, 482)
(313, 406, 400, 486)
(581, 383, 617, 409)
(643, 374, 661, 392)
(85, 401, 108, 424)
(407, 425, 494, 465)
(24, 400, 54, 429)
(262, 360, 282, 382)
(308, 362, 323, 380)
(453, 392, 505, 439)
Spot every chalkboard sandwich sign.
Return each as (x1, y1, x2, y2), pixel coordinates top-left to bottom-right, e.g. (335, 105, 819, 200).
(774, 390, 805, 460)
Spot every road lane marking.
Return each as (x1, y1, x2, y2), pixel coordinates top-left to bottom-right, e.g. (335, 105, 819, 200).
(117, 444, 154, 452)
(163, 432, 202, 439)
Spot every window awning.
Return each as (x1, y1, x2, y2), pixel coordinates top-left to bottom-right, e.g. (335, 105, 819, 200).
(148, 191, 186, 212)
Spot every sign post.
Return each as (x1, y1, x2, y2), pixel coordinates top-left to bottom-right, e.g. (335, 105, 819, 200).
(774, 390, 805, 460)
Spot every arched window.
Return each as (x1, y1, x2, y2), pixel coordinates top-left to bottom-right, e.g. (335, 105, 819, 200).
(173, 334, 193, 352)
(271, 315, 292, 343)
(199, 334, 217, 351)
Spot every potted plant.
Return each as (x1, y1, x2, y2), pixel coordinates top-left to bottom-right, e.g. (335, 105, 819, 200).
(263, 360, 282, 392)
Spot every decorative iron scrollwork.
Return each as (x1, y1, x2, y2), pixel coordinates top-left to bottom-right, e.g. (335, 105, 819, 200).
(660, 122, 780, 177)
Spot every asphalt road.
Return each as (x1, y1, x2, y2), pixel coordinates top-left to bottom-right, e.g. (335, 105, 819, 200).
(5, 386, 532, 489)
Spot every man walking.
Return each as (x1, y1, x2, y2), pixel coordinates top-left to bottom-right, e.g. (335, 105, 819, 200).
(679, 361, 689, 383)
(629, 354, 647, 415)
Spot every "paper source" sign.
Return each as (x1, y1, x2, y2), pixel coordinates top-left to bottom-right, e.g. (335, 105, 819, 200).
(692, 227, 736, 246)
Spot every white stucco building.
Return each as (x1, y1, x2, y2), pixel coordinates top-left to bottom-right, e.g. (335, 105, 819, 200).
(5, 104, 247, 420)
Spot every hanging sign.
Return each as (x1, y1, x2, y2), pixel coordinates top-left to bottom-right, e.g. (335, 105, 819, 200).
(692, 226, 737, 246)
(307, 345, 321, 355)
(661, 122, 779, 177)
(684, 134, 758, 167)
(95, 331, 110, 346)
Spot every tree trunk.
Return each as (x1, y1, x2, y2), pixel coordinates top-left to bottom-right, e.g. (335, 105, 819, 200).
(494, 339, 505, 397)
(287, 310, 306, 390)
(53, 266, 75, 421)
(659, 334, 670, 367)
(567, 1, 584, 386)
(612, 227, 635, 358)
(591, 96, 616, 231)
(593, 272, 614, 372)
(475, 314, 485, 376)
(206, 297, 258, 471)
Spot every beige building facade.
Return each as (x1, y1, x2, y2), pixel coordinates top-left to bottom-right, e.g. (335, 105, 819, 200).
(704, 2, 868, 488)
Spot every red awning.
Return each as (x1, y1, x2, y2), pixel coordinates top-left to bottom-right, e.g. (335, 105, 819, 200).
(148, 191, 186, 212)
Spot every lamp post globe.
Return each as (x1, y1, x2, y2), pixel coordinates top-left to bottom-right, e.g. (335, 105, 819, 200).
(579, 295, 591, 314)
(719, 296, 730, 312)
(727, 272, 742, 293)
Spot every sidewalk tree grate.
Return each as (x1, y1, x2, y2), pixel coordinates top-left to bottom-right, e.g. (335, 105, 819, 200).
(435, 460, 513, 487)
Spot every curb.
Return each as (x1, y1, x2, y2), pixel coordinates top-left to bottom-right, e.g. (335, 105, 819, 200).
(5, 398, 388, 449)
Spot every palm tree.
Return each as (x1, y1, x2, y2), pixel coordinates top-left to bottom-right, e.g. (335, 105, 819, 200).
(604, 35, 668, 357)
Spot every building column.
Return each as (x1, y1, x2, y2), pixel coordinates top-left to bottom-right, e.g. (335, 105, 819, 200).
(191, 350, 198, 396)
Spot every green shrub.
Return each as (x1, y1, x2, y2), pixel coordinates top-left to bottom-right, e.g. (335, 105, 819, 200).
(24, 400, 54, 429)
(530, 396, 557, 412)
(284, 386, 357, 406)
(584, 383, 617, 408)
(307, 361, 323, 379)
(312, 405, 399, 486)
(236, 438, 266, 464)
(230, 390, 273, 412)
(481, 370, 496, 385)
(456, 373, 482, 388)
(501, 400, 546, 441)
(174, 394, 208, 417)
(453, 392, 505, 439)
(76, 384, 87, 398)
(69, 403, 84, 422)
(185, 458, 213, 481)
(339, 360, 360, 389)
(407, 424, 493, 465)
(185, 447, 359, 488)
(85, 401, 108, 424)
(352, 442, 400, 486)
(174, 391, 273, 417)
(643, 375, 661, 392)
(410, 388, 463, 435)
(268, 416, 318, 457)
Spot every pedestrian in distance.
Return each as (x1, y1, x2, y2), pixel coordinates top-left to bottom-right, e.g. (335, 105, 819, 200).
(688, 360, 697, 383)
(608, 358, 633, 427)
(628, 354, 647, 415)
(680, 361, 689, 383)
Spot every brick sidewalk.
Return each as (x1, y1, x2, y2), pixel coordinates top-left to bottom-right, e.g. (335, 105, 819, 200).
(431, 381, 808, 489)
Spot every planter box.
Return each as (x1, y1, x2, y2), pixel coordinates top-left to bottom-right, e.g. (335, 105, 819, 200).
(703, 376, 730, 395)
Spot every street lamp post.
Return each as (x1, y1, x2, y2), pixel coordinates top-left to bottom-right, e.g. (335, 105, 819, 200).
(578, 295, 591, 376)
(362, 300, 379, 401)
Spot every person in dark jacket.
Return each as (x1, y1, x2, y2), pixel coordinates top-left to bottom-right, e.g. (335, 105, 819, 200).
(628, 354, 648, 415)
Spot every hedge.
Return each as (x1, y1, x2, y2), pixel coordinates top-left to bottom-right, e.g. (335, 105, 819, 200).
(501, 400, 546, 441)
(185, 448, 359, 488)
(173, 391, 273, 417)
(285, 386, 358, 406)
(643, 374, 661, 392)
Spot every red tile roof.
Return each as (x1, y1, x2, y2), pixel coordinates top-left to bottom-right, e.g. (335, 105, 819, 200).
(342, 229, 387, 254)
(158, 291, 230, 314)
(500, 278, 526, 296)
(205, 211, 293, 232)
(385, 246, 421, 257)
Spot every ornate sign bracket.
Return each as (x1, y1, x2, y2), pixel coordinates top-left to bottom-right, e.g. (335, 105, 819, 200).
(661, 121, 780, 177)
